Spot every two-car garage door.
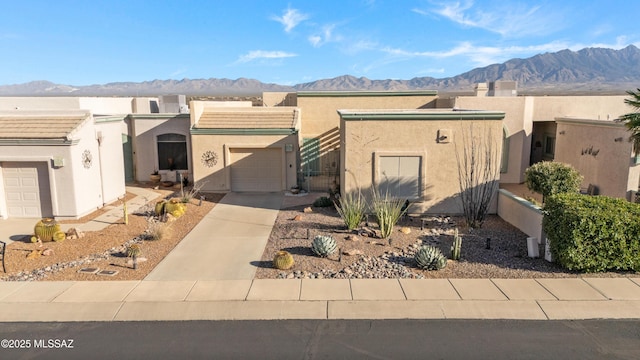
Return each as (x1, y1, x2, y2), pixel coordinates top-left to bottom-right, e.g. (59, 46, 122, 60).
(230, 148, 283, 192)
(2, 162, 53, 218)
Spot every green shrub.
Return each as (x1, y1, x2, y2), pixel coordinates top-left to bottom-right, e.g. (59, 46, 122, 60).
(543, 193, 640, 272)
(371, 189, 407, 239)
(311, 235, 337, 257)
(335, 192, 366, 230)
(313, 196, 333, 207)
(415, 245, 447, 270)
(524, 161, 583, 202)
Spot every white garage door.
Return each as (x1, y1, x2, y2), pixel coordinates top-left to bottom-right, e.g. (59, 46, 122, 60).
(2, 162, 53, 218)
(230, 148, 283, 192)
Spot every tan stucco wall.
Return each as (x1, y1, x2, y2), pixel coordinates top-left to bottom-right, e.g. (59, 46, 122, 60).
(191, 133, 299, 192)
(263, 92, 297, 107)
(129, 115, 192, 182)
(554, 118, 638, 200)
(340, 116, 503, 214)
(453, 96, 533, 183)
(531, 96, 630, 121)
(297, 93, 438, 138)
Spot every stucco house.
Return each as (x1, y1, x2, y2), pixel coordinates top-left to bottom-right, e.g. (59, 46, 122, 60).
(0, 87, 636, 221)
(0, 110, 125, 219)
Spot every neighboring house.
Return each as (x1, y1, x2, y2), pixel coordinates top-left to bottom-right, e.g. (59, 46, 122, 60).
(554, 117, 640, 200)
(452, 93, 631, 185)
(0, 110, 125, 219)
(189, 103, 300, 192)
(0, 88, 636, 220)
(338, 109, 505, 214)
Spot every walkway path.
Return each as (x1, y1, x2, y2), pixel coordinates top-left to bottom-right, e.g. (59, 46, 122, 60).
(144, 192, 283, 281)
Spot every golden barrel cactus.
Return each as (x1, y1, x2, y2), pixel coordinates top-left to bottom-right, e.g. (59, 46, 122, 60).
(33, 218, 61, 242)
(273, 250, 294, 270)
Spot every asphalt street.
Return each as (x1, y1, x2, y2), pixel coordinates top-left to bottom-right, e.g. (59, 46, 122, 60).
(1, 319, 639, 359)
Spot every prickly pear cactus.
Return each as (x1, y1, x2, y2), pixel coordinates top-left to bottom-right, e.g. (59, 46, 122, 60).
(34, 218, 61, 242)
(311, 235, 337, 257)
(273, 250, 295, 270)
(415, 245, 447, 270)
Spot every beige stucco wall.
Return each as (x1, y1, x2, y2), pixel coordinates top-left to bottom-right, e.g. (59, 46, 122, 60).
(340, 114, 503, 214)
(0, 97, 81, 111)
(129, 115, 192, 182)
(191, 133, 299, 192)
(297, 92, 438, 138)
(453, 96, 533, 183)
(554, 118, 638, 200)
(263, 92, 297, 107)
(94, 119, 126, 205)
(531, 96, 630, 121)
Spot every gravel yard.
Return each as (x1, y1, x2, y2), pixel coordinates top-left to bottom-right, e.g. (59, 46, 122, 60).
(255, 193, 640, 279)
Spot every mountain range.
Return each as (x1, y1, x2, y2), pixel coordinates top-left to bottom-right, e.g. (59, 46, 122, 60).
(1, 45, 639, 96)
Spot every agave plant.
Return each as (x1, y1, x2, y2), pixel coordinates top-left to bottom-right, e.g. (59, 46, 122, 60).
(311, 235, 337, 257)
(415, 245, 447, 270)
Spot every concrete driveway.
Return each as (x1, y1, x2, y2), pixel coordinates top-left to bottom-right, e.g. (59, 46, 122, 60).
(144, 192, 283, 281)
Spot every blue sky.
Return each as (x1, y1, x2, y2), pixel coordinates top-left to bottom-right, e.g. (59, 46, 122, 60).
(1, 0, 637, 86)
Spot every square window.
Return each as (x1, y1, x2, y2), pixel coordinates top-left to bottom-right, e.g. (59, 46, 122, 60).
(378, 156, 421, 199)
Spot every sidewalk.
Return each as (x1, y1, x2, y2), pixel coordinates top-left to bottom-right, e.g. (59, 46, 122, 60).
(1, 190, 640, 322)
(0, 277, 639, 321)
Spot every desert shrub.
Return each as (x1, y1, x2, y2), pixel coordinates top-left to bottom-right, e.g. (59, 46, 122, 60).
(311, 235, 337, 257)
(146, 222, 170, 241)
(313, 196, 333, 207)
(371, 189, 407, 239)
(543, 193, 640, 272)
(525, 161, 583, 202)
(335, 191, 366, 230)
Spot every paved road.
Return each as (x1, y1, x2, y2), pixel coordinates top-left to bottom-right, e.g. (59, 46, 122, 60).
(1, 320, 639, 359)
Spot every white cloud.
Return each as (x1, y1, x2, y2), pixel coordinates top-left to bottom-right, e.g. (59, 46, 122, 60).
(307, 24, 341, 47)
(271, 7, 309, 33)
(416, 1, 564, 38)
(236, 50, 298, 63)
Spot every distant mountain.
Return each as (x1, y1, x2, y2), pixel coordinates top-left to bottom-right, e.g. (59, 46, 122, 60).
(1, 45, 638, 96)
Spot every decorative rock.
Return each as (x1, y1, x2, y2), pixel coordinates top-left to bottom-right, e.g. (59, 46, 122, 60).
(293, 215, 303, 221)
(343, 249, 363, 256)
(345, 234, 360, 242)
(303, 207, 313, 213)
(26, 250, 41, 259)
(399, 227, 412, 234)
(41, 248, 54, 256)
(67, 228, 85, 239)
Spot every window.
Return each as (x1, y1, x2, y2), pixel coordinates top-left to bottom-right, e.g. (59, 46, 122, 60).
(543, 134, 556, 159)
(301, 138, 320, 174)
(501, 127, 510, 173)
(157, 133, 187, 171)
(378, 156, 421, 199)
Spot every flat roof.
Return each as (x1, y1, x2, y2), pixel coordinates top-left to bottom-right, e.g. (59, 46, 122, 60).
(337, 108, 505, 121)
(297, 90, 438, 97)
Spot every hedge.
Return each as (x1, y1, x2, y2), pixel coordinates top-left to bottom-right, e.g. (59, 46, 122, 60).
(542, 193, 640, 272)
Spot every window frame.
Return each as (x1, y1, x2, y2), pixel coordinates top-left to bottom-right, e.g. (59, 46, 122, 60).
(373, 151, 425, 200)
(156, 133, 188, 171)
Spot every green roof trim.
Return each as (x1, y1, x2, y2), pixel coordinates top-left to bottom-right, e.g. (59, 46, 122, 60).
(127, 113, 190, 120)
(555, 117, 625, 128)
(297, 90, 438, 97)
(338, 110, 505, 121)
(190, 128, 298, 136)
(95, 115, 127, 123)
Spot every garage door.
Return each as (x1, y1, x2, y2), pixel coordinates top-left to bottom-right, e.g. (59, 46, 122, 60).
(230, 148, 283, 192)
(2, 162, 53, 218)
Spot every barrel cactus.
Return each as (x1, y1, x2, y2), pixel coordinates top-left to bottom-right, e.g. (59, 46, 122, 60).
(33, 218, 61, 242)
(154, 200, 167, 216)
(52, 231, 66, 242)
(165, 198, 186, 218)
(273, 250, 295, 270)
(415, 245, 447, 270)
(311, 235, 337, 257)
